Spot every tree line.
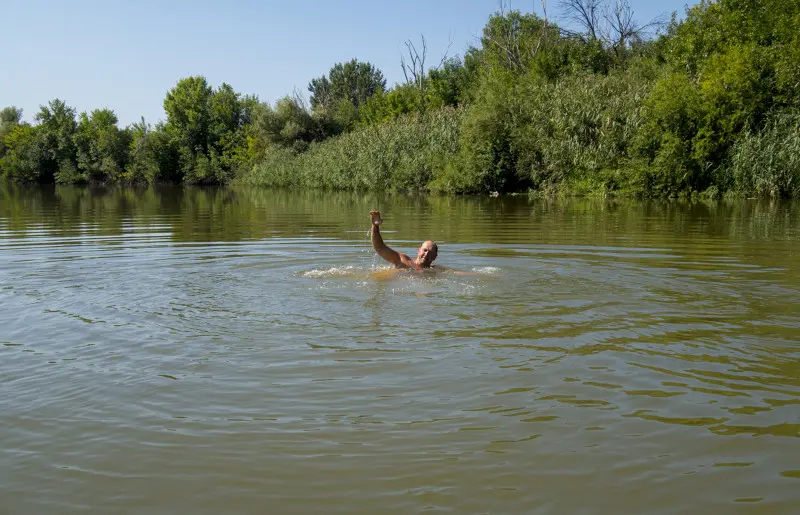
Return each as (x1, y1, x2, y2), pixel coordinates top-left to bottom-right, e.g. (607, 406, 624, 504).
(2, 0, 799, 198)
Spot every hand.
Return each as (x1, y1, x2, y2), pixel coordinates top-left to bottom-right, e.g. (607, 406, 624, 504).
(369, 210, 382, 226)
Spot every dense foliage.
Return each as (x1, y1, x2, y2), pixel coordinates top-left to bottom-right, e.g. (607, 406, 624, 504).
(2, 0, 798, 198)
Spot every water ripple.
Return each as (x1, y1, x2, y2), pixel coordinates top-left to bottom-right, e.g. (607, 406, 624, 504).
(1, 189, 799, 513)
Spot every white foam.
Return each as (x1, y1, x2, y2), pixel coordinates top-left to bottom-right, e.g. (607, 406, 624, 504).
(302, 266, 361, 278)
(471, 266, 501, 274)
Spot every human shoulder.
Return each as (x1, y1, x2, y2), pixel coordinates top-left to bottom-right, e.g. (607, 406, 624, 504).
(397, 253, 416, 269)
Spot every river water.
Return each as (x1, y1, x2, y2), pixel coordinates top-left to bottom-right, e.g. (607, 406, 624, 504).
(1, 185, 798, 514)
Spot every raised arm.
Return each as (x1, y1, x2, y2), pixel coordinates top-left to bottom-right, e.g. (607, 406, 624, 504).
(370, 210, 412, 268)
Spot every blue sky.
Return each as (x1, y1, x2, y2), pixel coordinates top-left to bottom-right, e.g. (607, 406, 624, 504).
(1, 0, 696, 126)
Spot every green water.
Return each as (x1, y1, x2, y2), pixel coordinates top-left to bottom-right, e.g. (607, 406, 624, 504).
(1, 185, 799, 514)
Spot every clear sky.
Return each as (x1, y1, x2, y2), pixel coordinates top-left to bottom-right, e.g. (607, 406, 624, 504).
(0, 0, 696, 126)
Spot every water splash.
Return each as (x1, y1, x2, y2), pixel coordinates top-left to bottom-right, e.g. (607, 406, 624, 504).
(302, 266, 362, 278)
(471, 266, 501, 274)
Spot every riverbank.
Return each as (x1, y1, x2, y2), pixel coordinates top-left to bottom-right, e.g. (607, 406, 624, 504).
(2, 2, 798, 198)
(235, 100, 800, 200)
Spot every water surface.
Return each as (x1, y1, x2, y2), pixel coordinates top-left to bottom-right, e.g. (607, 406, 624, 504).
(1, 186, 799, 514)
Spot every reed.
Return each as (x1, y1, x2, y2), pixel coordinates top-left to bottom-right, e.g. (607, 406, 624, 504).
(237, 107, 462, 191)
(511, 68, 652, 194)
(724, 109, 800, 198)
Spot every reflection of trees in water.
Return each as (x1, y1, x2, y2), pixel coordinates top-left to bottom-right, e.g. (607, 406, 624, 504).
(1, 184, 798, 245)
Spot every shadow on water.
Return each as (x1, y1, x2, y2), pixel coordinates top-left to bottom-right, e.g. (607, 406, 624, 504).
(1, 183, 799, 243)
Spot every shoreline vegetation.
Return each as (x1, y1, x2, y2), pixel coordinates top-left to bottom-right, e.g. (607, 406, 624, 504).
(1, 1, 799, 198)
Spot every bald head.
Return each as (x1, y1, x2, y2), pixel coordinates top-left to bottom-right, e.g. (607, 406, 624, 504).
(417, 240, 438, 267)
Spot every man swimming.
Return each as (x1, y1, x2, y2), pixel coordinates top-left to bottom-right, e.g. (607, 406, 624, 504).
(370, 210, 438, 270)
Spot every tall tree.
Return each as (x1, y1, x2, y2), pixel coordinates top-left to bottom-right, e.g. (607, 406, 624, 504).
(0, 124, 45, 182)
(127, 119, 180, 183)
(35, 99, 79, 182)
(208, 83, 242, 144)
(0, 106, 25, 159)
(0, 106, 23, 126)
(163, 76, 254, 183)
(74, 108, 131, 181)
(480, 8, 560, 76)
(308, 59, 386, 111)
(164, 76, 214, 156)
(427, 57, 472, 108)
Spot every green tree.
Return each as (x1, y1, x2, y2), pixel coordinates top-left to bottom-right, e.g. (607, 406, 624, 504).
(665, 0, 800, 76)
(478, 10, 561, 77)
(634, 0, 800, 195)
(34, 99, 79, 183)
(0, 106, 25, 160)
(205, 84, 252, 180)
(208, 83, 243, 145)
(74, 108, 131, 182)
(164, 76, 214, 157)
(0, 106, 23, 125)
(163, 76, 253, 183)
(308, 59, 386, 111)
(250, 96, 321, 152)
(359, 84, 420, 125)
(127, 119, 180, 183)
(427, 57, 472, 108)
(0, 124, 49, 182)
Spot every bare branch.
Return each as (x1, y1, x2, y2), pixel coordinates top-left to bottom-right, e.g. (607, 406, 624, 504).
(435, 31, 455, 70)
(291, 87, 309, 111)
(532, 0, 549, 57)
(401, 37, 425, 89)
(558, 0, 602, 41)
(603, 0, 638, 56)
(484, 0, 524, 72)
(401, 34, 437, 110)
(557, 0, 663, 56)
(421, 35, 427, 85)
